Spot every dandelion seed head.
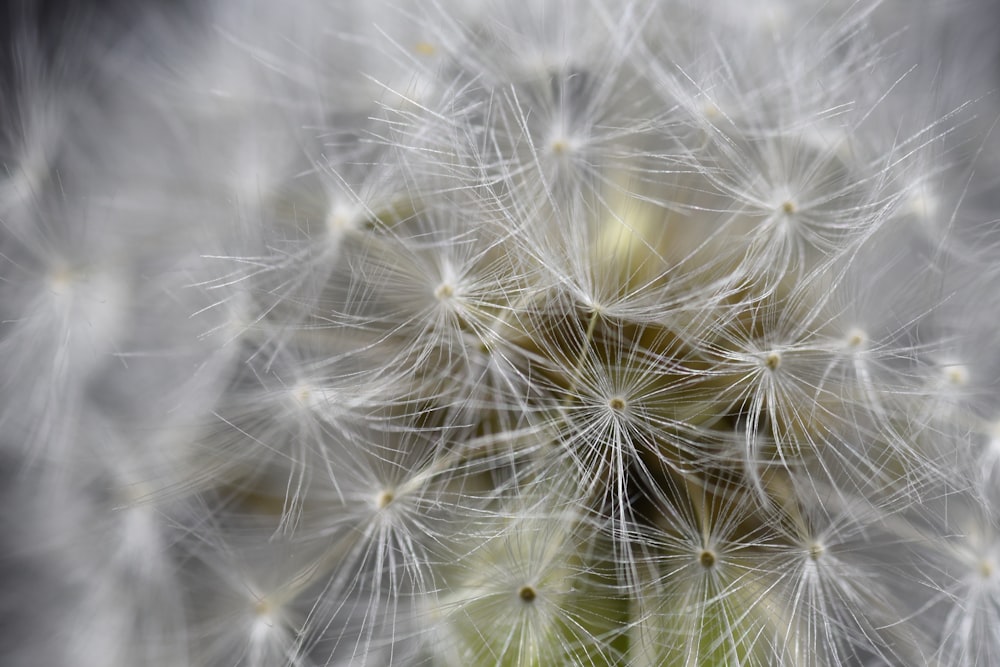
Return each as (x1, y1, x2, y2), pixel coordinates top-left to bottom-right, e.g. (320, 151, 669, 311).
(11, 2, 1000, 665)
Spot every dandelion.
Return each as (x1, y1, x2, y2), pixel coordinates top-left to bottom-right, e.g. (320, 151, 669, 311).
(4, 0, 1000, 665)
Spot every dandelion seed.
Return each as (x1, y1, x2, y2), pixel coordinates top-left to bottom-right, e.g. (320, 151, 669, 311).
(326, 203, 364, 236)
(374, 489, 395, 509)
(413, 41, 436, 56)
(764, 351, 782, 371)
(845, 327, 868, 350)
(433, 281, 455, 301)
(941, 361, 969, 387)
